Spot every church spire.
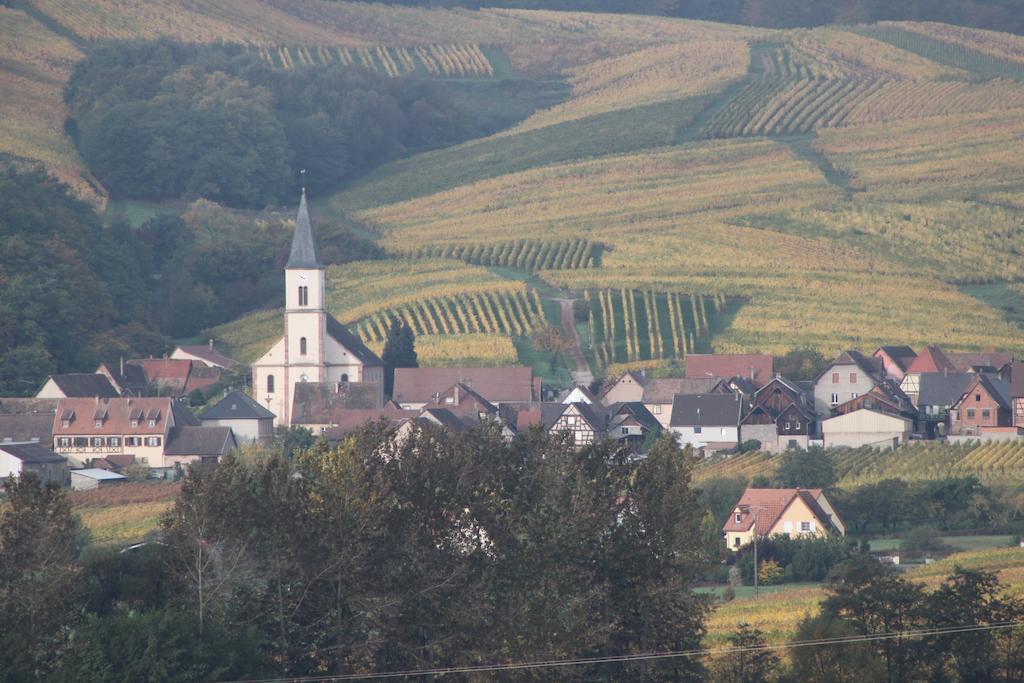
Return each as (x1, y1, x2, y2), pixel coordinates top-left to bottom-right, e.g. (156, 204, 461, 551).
(286, 187, 323, 270)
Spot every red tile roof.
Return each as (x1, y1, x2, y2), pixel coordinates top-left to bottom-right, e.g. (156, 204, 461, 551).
(392, 367, 538, 404)
(905, 346, 956, 374)
(721, 488, 836, 535)
(175, 344, 238, 369)
(685, 354, 773, 385)
(53, 398, 175, 436)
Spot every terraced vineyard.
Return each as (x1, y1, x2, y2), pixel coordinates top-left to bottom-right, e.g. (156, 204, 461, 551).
(407, 239, 600, 270)
(585, 290, 732, 367)
(354, 289, 544, 341)
(251, 44, 496, 77)
(695, 441, 1024, 488)
(207, 259, 546, 368)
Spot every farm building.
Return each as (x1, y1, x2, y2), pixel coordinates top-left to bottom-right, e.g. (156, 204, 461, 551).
(70, 468, 127, 491)
(821, 408, 912, 449)
(0, 442, 68, 488)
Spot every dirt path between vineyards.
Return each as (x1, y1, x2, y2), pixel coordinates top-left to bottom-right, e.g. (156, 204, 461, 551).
(552, 297, 593, 386)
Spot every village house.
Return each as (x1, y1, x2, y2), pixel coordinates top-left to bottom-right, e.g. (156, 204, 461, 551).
(252, 190, 384, 427)
(812, 350, 885, 419)
(128, 358, 221, 399)
(0, 442, 69, 488)
(669, 393, 743, 452)
(739, 375, 815, 452)
(392, 366, 539, 410)
(35, 374, 119, 399)
(0, 398, 57, 446)
(821, 408, 912, 449)
(290, 381, 383, 433)
(544, 401, 607, 447)
(872, 346, 918, 382)
(914, 371, 974, 437)
(96, 360, 148, 397)
(948, 373, 1014, 438)
(832, 381, 915, 421)
(900, 346, 957, 405)
(51, 397, 236, 476)
(1013, 363, 1024, 429)
(600, 372, 728, 428)
(171, 340, 238, 370)
(199, 390, 275, 444)
(684, 353, 773, 386)
(723, 488, 845, 551)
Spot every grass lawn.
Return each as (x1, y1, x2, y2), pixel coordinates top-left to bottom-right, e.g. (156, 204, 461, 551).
(696, 582, 822, 600)
(513, 336, 573, 387)
(867, 535, 1015, 552)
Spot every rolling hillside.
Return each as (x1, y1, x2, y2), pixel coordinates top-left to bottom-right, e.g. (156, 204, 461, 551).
(5, 0, 1024, 373)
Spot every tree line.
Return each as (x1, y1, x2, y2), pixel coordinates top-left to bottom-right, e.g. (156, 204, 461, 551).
(0, 427, 710, 681)
(66, 40, 546, 208)
(373, 0, 1024, 34)
(0, 165, 386, 394)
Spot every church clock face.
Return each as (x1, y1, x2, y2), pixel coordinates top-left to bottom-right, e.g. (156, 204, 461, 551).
(298, 273, 307, 282)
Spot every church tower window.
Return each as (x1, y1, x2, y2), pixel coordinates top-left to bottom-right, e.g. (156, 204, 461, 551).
(300, 337, 307, 356)
(299, 286, 308, 306)
(267, 375, 275, 393)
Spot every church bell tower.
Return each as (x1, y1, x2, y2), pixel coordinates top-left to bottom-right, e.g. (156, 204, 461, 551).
(283, 188, 327, 402)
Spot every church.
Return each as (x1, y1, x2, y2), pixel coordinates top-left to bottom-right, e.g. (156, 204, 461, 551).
(252, 191, 384, 427)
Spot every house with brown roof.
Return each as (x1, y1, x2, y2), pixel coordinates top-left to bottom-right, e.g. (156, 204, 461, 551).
(723, 488, 845, 551)
(544, 401, 607, 447)
(949, 373, 1014, 437)
(35, 374, 119, 399)
(685, 354, 773, 386)
(51, 397, 236, 475)
(172, 340, 238, 370)
(127, 358, 222, 398)
(392, 366, 539, 409)
(873, 346, 917, 382)
(740, 376, 815, 452)
(600, 370, 647, 404)
(945, 351, 1014, 374)
(812, 350, 885, 419)
(833, 381, 916, 421)
(290, 381, 384, 433)
(915, 371, 975, 438)
(96, 360, 149, 397)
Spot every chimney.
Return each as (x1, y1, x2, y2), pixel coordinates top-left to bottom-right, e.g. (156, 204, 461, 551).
(120, 356, 124, 377)
(454, 384, 461, 404)
(944, 367, 948, 378)
(209, 338, 214, 351)
(749, 366, 755, 381)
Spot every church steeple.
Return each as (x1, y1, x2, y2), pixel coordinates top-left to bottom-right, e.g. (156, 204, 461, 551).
(286, 188, 323, 270)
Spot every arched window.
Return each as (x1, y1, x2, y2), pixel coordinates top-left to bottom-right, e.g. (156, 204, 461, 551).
(267, 374, 275, 393)
(298, 286, 309, 307)
(300, 337, 307, 355)
(341, 373, 349, 383)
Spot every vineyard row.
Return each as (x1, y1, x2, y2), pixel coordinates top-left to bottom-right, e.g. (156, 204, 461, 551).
(586, 289, 729, 368)
(405, 239, 600, 271)
(251, 43, 495, 78)
(356, 290, 543, 342)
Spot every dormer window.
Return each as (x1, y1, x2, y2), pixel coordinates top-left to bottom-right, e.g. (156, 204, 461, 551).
(148, 419, 156, 428)
(735, 512, 742, 524)
(130, 419, 139, 428)
(94, 420, 102, 428)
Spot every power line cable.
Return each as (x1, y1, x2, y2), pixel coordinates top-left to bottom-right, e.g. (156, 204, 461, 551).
(223, 620, 1024, 682)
